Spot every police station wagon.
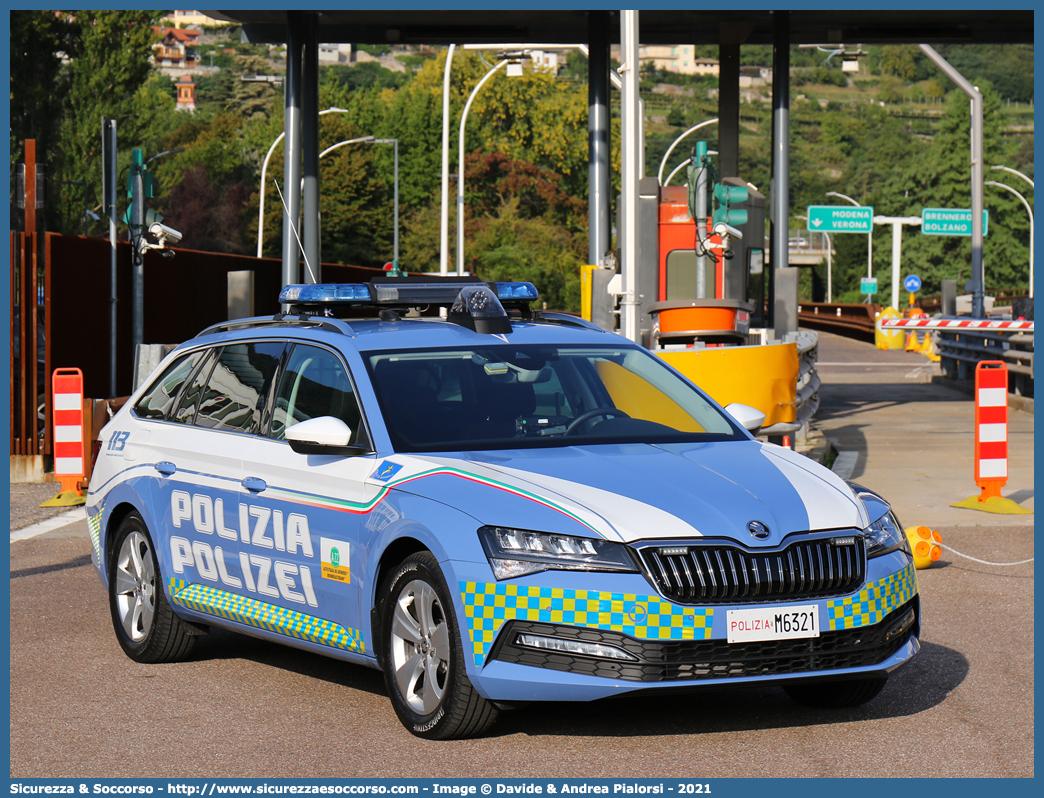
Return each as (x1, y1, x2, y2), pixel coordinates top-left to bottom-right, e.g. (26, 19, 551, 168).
(87, 278, 919, 739)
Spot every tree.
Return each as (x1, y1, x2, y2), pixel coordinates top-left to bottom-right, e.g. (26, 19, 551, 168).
(322, 61, 406, 93)
(161, 164, 251, 253)
(9, 10, 78, 222)
(463, 152, 585, 231)
(150, 113, 255, 255)
(888, 85, 1028, 294)
(469, 198, 584, 312)
(59, 10, 162, 221)
(230, 54, 282, 121)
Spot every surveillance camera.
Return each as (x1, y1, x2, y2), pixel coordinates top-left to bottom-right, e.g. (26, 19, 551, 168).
(149, 222, 183, 245)
(713, 222, 744, 241)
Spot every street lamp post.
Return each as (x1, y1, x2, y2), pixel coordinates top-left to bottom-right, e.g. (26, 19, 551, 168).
(657, 118, 719, 185)
(440, 44, 456, 276)
(986, 180, 1034, 299)
(311, 136, 398, 272)
(257, 107, 348, 260)
(446, 44, 587, 274)
(457, 56, 519, 276)
(991, 165, 1034, 190)
(826, 191, 872, 286)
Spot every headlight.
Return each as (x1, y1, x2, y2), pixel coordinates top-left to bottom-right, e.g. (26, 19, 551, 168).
(864, 511, 911, 558)
(478, 526, 638, 580)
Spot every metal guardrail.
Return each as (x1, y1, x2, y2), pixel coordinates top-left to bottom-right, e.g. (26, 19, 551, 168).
(797, 302, 878, 338)
(913, 317, 1036, 399)
(919, 288, 1031, 314)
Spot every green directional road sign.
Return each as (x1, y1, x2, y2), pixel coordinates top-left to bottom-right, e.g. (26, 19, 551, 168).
(921, 208, 989, 236)
(807, 205, 873, 233)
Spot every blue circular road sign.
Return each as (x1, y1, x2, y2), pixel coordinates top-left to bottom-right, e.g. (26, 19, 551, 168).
(904, 275, 922, 292)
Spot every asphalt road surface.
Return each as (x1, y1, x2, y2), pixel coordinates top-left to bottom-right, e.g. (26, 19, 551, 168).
(9, 519, 1033, 779)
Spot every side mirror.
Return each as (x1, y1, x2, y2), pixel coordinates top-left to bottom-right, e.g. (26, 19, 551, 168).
(724, 403, 765, 436)
(285, 416, 369, 456)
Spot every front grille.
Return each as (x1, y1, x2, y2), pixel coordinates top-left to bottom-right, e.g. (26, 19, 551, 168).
(488, 599, 917, 683)
(636, 535, 866, 604)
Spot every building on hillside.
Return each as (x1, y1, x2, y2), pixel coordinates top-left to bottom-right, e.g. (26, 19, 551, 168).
(691, 57, 720, 76)
(319, 43, 353, 64)
(152, 26, 200, 68)
(167, 10, 227, 28)
(526, 50, 561, 73)
(175, 74, 197, 112)
(637, 45, 718, 76)
(739, 65, 772, 87)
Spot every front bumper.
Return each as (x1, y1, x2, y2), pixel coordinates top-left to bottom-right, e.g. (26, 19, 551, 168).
(456, 555, 919, 702)
(488, 598, 917, 683)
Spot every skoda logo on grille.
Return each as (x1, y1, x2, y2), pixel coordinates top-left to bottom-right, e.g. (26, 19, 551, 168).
(748, 520, 770, 539)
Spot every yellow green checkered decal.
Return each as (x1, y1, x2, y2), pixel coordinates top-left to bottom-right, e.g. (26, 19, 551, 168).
(168, 579, 364, 654)
(460, 582, 713, 666)
(826, 564, 917, 630)
(87, 506, 103, 562)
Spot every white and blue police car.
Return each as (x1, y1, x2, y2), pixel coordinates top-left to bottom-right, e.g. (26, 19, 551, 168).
(88, 277, 918, 739)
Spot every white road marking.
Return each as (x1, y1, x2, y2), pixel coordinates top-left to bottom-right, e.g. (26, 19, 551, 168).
(10, 508, 87, 543)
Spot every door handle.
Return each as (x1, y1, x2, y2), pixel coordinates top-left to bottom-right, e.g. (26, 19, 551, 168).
(242, 476, 267, 493)
(155, 461, 176, 476)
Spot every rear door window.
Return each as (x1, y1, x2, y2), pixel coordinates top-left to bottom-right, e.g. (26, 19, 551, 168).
(194, 341, 286, 434)
(170, 349, 217, 425)
(134, 350, 206, 420)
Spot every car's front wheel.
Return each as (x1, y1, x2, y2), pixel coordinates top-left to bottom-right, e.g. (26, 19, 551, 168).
(784, 676, 887, 708)
(109, 511, 198, 663)
(380, 551, 499, 739)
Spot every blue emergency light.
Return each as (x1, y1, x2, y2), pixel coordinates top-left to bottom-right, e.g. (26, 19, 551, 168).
(278, 280, 539, 308)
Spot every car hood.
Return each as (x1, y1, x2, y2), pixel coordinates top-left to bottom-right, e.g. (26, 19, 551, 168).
(371, 441, 869, 546)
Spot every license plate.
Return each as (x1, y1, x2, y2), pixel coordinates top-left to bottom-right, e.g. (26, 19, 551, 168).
(726, 604, 820, 643)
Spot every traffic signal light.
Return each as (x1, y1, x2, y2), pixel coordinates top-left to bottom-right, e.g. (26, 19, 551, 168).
(712, 182, 748, 227)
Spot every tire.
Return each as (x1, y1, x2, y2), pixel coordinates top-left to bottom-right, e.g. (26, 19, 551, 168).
(784, 677, 887, 708)
(108, 511, 198, 663)
(380, 551, 499, 739)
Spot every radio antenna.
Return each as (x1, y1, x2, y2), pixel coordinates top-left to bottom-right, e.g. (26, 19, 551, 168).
(272, 178, 315, 282)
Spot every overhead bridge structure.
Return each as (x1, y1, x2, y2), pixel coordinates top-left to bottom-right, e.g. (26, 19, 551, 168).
(202, 9, 1032, 334)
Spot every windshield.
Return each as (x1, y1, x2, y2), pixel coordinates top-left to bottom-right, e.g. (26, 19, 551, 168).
(365, 344, 744, 452)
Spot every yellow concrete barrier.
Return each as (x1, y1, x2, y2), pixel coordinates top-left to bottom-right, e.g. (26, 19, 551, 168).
(658, 342, 799, 427)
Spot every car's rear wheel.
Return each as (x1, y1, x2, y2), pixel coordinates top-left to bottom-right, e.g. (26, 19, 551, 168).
(784, 676, 887, 708)
(380, 551, 499, 739)
(109, 512, 198, 663)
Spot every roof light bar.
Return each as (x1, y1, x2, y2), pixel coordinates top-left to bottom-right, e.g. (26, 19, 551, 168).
(278, 280, 540, 309)
(279, 284, 372, 304)
(495, 282, 539, 301)
(373, 282, 472, 305)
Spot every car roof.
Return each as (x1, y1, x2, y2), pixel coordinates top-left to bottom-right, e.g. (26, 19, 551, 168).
(182, 314, 628, 353)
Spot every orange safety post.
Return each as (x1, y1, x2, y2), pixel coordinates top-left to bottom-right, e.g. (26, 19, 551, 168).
(51, 368, 85, 497)
(974, 361, 1008, 502)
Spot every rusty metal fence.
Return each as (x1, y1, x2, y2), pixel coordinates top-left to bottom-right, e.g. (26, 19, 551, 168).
(10, 232, 384, 461)
(10, 232, 49, 458)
